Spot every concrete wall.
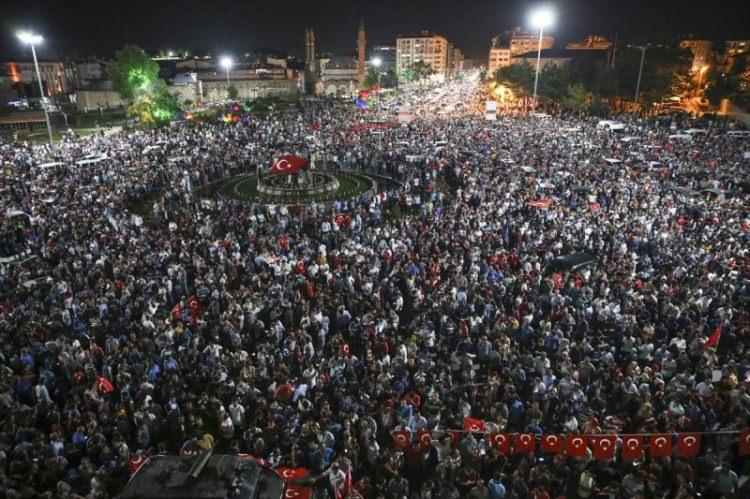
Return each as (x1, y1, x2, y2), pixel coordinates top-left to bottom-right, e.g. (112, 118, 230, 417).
(75, 90, 126, 111)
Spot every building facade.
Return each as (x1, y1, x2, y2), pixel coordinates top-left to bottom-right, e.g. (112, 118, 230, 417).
(371, 45, 397, 72)
(1, 60, 76, 99)
(679, 39, 714, 71)
(567, 35, 612, 50)
(488, 28, 554, 73)
(396, 31, 453, 78)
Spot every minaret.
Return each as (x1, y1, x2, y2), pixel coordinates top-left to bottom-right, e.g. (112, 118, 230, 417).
(305, 28, 315, 68)
(305, 28, 316, 94)
(357, 19, 366, 87)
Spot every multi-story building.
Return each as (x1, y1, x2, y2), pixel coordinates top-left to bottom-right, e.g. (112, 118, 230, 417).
(725, 40, 749, 57)
(1, 59, 76, 99)
(567, 35, 612, 50)
(371, 45, 397, 72)
(451, 47, 464, 74)
(510, 48, 605, 71)
(396, 31, 453, 78)
(488, 28, 553, 73)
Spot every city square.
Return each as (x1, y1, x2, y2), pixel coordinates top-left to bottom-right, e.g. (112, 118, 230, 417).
(1, 1, 749, 498)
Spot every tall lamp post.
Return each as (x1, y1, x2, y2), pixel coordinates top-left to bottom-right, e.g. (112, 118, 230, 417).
(530, 8, 553, 114)
(372, 57, 383, 103)
(627, 44, 660, 111)
(18, 31, 54, 146)
(220, 56, 233, 86)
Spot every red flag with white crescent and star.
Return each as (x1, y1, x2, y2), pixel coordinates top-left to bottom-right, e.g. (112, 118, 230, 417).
(738, 430, 750, 456)
(463, 417, 485, 433)
(591, 435, 617, 460)
(514, 433, 536, 454)
(541, 434, 563, 453)
(129, 455, 149, 475)
(269, 155, 308, 175)
(676, 434, 701, 457)
(566, 435, 589, 457)
(489, 433, 511, 455)
(391, 430, 411, 451)
(621, 435, 644, 461)
(276, 467, 309, 483)
(284, 485, 311, 499)
(649, 434, 672, 458)
(416, 430, 432, 451)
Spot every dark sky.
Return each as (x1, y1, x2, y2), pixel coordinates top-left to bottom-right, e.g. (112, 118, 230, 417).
(2, 0, 749, 61)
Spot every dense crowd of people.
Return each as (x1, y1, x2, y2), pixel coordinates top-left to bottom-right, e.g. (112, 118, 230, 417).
(1, 74, 749, 498)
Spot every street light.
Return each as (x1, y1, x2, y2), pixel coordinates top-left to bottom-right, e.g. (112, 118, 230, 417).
(529, 7, 554, 114)
(220, 56, 233, 86)
(371, 58, 384, 103)
(627, 44, 661, 111)
(17, 30, 54, 146)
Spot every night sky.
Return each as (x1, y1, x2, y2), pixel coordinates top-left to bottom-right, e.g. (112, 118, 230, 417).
(2, 0, 749, 61)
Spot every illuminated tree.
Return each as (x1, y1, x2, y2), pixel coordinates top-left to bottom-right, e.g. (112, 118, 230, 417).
(399, 62, 434, 83)
(108, 45, 180, 125)
(562, 83, 592, 113)
(495, 62, 534, 96)
(227, 85, 239, 99)
(108, 45, 160, 101)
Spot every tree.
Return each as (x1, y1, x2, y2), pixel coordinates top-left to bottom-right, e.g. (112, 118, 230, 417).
(615, 44, 692, 108)
(495, 61, 534, 96)
(537, 63, 569, 103)
(399, 61, 434, 83)
(704, 72, 743, 111)
(108, 45, 181, 126)
(562, 83, 591, 113)
(227, 85, 239, 99)
(364, 68, 381, 88)
(108, 45, 160, 101)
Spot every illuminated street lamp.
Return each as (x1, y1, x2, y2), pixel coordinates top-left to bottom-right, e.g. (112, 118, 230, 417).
(220, 56, 233, 85)
(371, 57, 384, 103)
(529, 7, 554, 113)
(17, 30, 54, 146)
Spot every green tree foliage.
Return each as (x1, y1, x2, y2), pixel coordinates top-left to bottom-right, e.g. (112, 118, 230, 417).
(108, 45, 181, 125)
(364, 68, 381, 88)
(495, 61, 534, 96)
(399, 61, 434, 83)
(615, 45, 692, 106)
(108, 45, 160, 101)
(227, 85, 239, 99)
(704, 72, 743, 110)
(562, 83, 591, 113)
(538, 64, 568, 102)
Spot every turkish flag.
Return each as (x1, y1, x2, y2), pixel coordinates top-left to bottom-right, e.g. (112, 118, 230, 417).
(416, 430, 432, 451)
(528, 199, 552, 208)
(284, 485, 312, 499)
(739, 430, 750, 456)
(95, 375, 114, 393)
(277, 467, 309, 483)
(541, 434, 564, 453)
(622, 436, 644, 461)
(649, 434, 672, 458)
(129, 455, 149, 475)
(464, 417, 485, 433)
(591, 436, 617, 460)
(170, 303, 182, 318)
(187, 295, 201, 316)
(489, 433, 511, 455)
(701, 322, 722, 351)
(514, 433, 536, 454)
(676, 434, 701, 457)
(268, 155, 308, 175)
(566, 435, 589, 457)
(391, 430, 411, 451)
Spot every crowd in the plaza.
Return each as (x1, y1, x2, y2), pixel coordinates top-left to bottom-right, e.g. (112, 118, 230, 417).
(1, 74, 749, 498)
